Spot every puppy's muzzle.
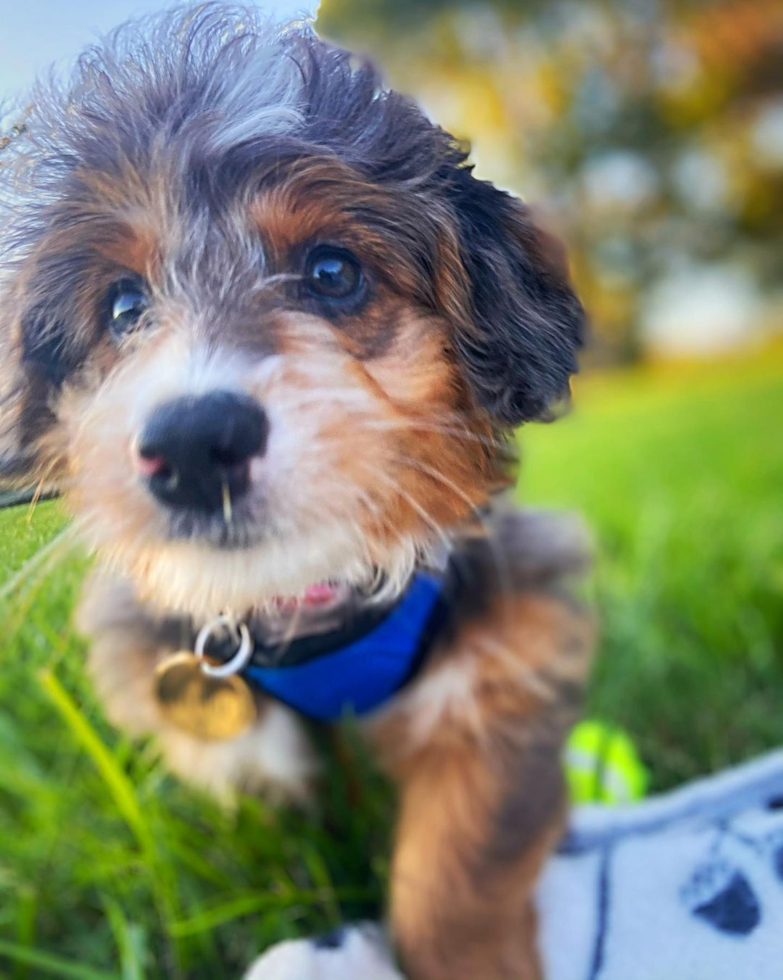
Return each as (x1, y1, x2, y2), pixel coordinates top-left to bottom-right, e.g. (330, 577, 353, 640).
(137, 390, 267, 513)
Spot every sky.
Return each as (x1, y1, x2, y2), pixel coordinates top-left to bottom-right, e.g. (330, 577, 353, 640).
(0, 0, 317, 102)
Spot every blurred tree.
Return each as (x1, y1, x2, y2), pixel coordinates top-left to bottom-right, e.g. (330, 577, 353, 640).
(318, 0, 783, 362)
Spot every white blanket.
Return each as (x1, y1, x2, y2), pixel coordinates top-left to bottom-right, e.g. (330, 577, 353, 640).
(246, 750, 783, 979)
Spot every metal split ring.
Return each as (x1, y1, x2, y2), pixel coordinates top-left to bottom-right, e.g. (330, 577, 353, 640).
(194, 615, 255, 678)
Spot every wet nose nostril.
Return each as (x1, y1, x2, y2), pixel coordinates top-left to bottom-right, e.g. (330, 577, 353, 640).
(136, 452, 169, 478)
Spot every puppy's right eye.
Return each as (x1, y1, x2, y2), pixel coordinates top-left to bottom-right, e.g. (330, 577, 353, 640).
(106, 279, 149, 339)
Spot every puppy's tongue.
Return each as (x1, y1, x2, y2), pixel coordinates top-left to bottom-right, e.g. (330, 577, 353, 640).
(275, 582, 344, 610)
(302, 582, 340, 605)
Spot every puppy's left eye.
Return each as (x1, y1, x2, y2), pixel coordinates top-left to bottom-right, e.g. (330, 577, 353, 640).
(106, 279, 149, 339)
(304, 246, 363, 303)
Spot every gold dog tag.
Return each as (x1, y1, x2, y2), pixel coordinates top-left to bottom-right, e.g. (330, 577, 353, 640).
(155, 652, 256, 741)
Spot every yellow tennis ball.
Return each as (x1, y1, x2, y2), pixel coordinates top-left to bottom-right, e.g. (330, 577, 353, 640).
(565, 720, 648, 804)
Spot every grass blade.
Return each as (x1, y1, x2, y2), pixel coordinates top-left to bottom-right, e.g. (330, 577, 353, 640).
(0, 940, 121, 980)
(104, 899, 147, 980)
(38, 670, 153, 854)
(37, 670, 184, 975)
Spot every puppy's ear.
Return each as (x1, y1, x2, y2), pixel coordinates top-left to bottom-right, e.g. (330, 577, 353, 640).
(446, 169, 585, 426)
(0, 366, 35, 490)
(0, 285, 58, 489)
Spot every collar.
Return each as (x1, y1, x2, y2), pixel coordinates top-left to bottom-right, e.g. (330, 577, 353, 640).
(201, 570, 450, 723)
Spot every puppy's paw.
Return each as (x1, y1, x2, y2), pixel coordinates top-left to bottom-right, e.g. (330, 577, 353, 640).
(243, 925, 404, 980)
(158, 701, 318, 806)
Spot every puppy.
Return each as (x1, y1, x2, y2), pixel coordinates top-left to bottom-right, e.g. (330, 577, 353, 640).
(0, 6, 594, 979)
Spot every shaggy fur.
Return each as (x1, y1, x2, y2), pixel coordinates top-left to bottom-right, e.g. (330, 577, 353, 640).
(0, 7, 592, 979)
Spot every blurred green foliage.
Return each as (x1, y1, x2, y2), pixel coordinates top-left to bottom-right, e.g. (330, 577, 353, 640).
(319, 0, 783, 362)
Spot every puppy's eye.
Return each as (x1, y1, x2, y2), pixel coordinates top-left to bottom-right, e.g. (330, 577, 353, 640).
(106, 279, 149, 338)
(304, 246, 362, 302)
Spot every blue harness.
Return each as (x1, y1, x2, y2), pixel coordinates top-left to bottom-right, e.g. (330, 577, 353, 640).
(235, 571, 446, 723)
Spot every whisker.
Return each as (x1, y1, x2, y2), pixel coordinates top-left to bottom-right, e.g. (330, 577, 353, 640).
(390, 452, 483, 514)
(25, 469, 60, 522)
(0, 524, 80, 606)
(390, 450, 517, 637)
(360, 417, 507, 453)
(221, 479, 233, 525)
(355, 460, 453, 555)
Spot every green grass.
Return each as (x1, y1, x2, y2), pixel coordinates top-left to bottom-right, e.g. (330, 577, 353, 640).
(0, 351, 781, 978)
(519, 352, 783, 789)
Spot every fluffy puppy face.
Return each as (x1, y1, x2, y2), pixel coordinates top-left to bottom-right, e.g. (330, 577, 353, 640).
(0, 6, 584, 616)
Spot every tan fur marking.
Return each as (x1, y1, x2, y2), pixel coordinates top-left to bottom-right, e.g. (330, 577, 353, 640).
(96, 224, 160, 278)
(251, 187, 344, 258)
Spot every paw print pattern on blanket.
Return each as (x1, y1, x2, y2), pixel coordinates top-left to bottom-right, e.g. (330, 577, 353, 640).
(681, 855, 761, 935)
(537, 750, 783, 980)
(681, 821, 783, 937)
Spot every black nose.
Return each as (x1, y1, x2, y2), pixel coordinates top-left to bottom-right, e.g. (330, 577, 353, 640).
(138, 391, 268, 512)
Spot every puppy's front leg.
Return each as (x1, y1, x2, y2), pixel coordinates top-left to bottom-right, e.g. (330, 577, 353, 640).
(369, 593, 593, 980)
